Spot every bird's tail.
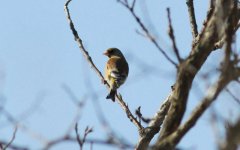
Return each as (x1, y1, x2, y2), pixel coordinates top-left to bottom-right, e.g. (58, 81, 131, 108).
(106, 89, 116, 102)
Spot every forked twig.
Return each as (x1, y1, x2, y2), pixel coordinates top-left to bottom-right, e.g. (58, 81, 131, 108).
(118, 0, 178, 67)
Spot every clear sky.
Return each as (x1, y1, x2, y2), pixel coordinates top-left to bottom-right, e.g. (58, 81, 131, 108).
(0, 0, 239, 150)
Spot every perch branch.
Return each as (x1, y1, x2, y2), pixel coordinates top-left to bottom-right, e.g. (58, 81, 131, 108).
(64, 0, 143, 133)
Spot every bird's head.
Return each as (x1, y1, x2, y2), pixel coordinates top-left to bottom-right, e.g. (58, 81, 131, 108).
(103, 48, 124, 58)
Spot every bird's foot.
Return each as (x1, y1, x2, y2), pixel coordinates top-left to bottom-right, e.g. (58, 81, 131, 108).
(101, 79, 107, 85)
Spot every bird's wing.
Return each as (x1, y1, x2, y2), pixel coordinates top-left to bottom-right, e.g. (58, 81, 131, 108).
(107, 57, 128, 78)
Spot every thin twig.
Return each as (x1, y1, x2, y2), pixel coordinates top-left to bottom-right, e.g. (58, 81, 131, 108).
(64, 0, 105, 81)
(75, 124, 93, 150)
(91, 94, 132, 148)
(43, 135, 134, 150)
(83, 126, 93, 143)
(166, 8, 181, 63)
(135, 106, 151, 124)
(0, 141, 28, 150)
(1, 109, 48, 144)
(192, 0, 214, 47)
(118, 0, 178, 67)
(61, 83, 86, 107)
(116, 94, 144, 133)
(225, 88, 240, 105)
(3, 127, 17, 150)
(75, 123, 83, 149)
(64, 0, 143, 133)
(131, 0, 136, 10)
(186, 0, 198, 38)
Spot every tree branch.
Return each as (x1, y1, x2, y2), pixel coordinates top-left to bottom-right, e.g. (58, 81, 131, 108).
(219, 118, 240, 150)
(75, 123, 93, 150)
(225, 88, 240, 105)
(43, 135, 134, 150)
(192, 0, 215, 47)
(118, 0, 178, 67)
(0, 141, 28, 150)
(64, 0, 143, 134)
(186, 0, 198, 38)
(154, 1, 240, 148)
(158, 0, 238, 142)
(158, 64, 239, 149)
(166, 8, 182, 63)
(2, 127, 17, 150)
(136, 96, 171, 150)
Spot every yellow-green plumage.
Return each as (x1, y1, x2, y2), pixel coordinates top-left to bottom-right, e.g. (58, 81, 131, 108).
(104, 48, 129, 101)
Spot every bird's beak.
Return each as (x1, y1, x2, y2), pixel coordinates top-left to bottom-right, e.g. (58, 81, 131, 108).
(103, 51, 108, 56)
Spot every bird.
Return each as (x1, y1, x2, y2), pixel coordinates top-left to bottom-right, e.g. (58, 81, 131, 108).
(103, 48, 129, 102)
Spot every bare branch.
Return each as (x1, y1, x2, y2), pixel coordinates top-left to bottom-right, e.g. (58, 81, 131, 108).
(64, 0, 105, 82)
(136, 96, 171, 150)
(193, 0, 215, 47)
(64, 0, 143, 134)
(75, 123, 93, 150)
(2, 127, 17, 150)
(1, 108, 48, 145)
(166, 8, 182, 63)
(135, 106, 151, 124)
(154, 1, 240, 148)
(118, 0, 128, 8)
(154, 74, 232, 149)
(158, 0, 238, 142)
(43, 135, 134, 150)
(118, 0, 178, 67)
(132, 0, 136, 10)
(154, 51, 240, 150)
(45, 122, 127, 150)
(91, 95, 132, 148)
(225, 88, 240, 105)
(116, 94, 144, 132)
(0, 141, 28, 150)
(61, 83, 86, 107)
(83, 127, 93, 145)
(75, 123, 82, 149)
(219, 118, 240, 150)
(186, 0, 198, 38)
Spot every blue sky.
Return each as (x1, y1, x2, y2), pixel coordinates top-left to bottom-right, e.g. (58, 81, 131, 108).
(0, 0, 239, 150)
